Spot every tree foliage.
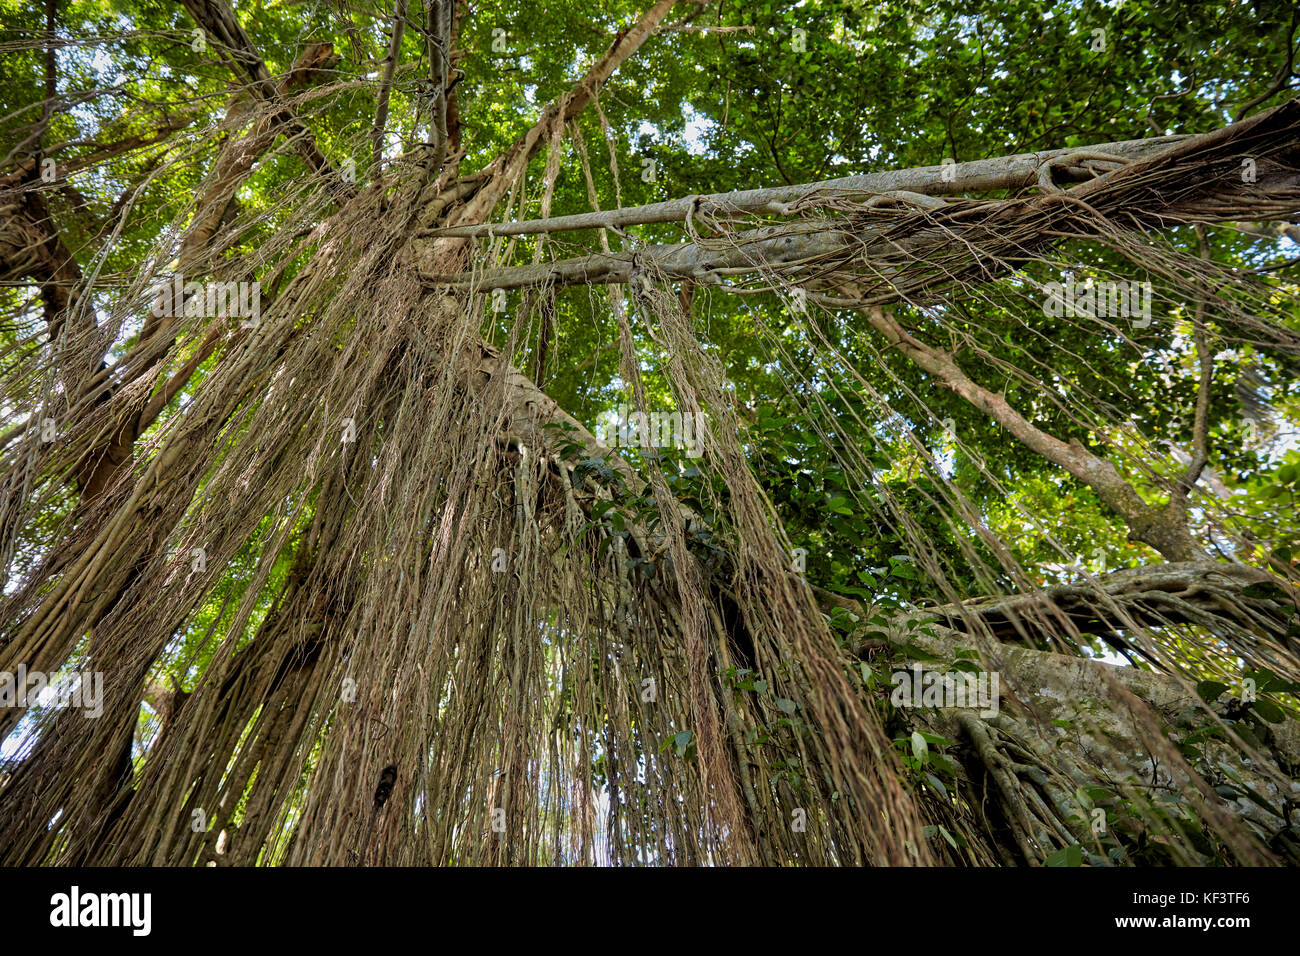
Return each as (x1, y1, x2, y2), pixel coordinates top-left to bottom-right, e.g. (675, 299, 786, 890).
(1, 0, 1299, 866)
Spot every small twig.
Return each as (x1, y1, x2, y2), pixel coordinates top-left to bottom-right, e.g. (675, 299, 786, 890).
(1177, 225, 1214, 492)
(1234, 10, 1299, 123)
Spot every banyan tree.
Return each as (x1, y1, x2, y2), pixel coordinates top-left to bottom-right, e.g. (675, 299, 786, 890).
(1, 0, 1299, 866)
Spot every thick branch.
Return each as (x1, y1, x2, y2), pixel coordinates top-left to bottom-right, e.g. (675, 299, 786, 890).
(370, 0, 409, 181)
(425, 100, 1300, 293)
(180, 0, 341, 181)
(863, 305, 1203, 561)
(927, 561, 1281, 646)
(444, 0, 693, 231)
(428, 134, 1180, 239)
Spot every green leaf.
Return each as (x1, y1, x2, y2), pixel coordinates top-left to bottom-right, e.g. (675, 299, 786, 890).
(1195, 680, 1229, 703)
(1252, 698, 1285, 723)
(924, 772, 948, 797)
(1045, 844, 1084, 867)
(910, 731, 927, 761)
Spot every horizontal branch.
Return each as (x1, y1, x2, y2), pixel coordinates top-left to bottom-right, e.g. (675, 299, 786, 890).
(423, 101, 1300, 295)
(928, 561, 1291, 650)
(426, 134, 1181, 239)
(424, 219, 867, 290)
